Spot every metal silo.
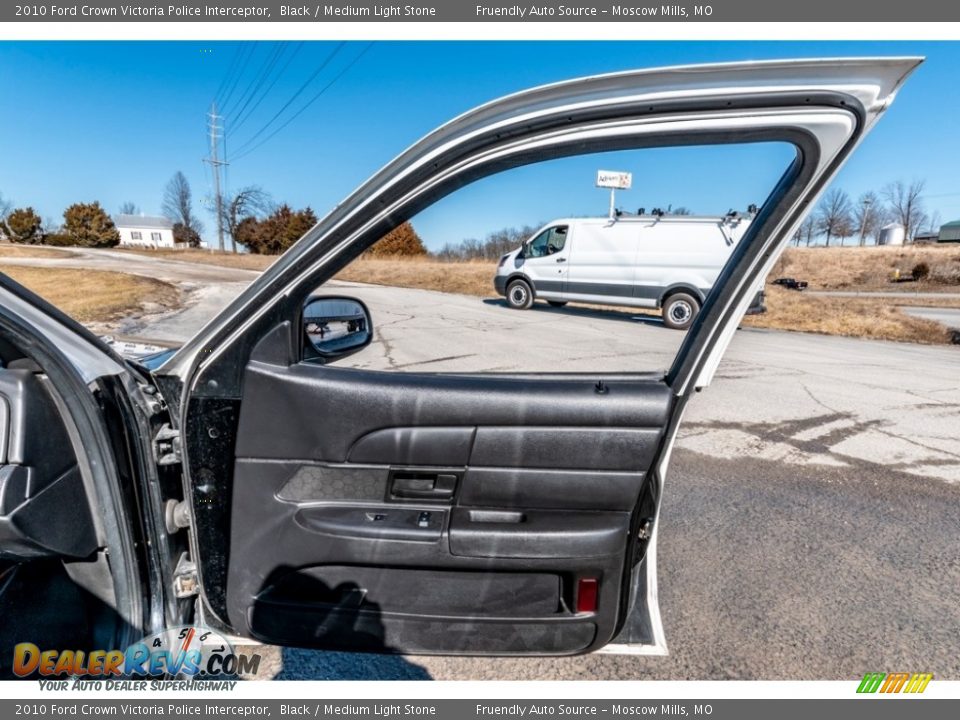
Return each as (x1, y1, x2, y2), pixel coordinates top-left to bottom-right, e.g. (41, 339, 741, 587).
(878, 223, 905, 246)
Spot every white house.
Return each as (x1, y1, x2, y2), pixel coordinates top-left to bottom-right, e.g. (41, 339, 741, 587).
(115, 214, 176, 248)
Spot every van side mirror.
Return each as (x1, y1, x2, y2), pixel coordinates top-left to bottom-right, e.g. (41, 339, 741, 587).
(303, 296, 373, 363)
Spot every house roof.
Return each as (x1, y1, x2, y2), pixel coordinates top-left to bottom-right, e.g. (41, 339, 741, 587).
(115, 214, 173, 229)
(940, 220, 960, 229)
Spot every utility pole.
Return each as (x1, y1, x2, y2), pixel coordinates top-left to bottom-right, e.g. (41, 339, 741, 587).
(858, 196, 872, 247)
(204, 103, 228, 252)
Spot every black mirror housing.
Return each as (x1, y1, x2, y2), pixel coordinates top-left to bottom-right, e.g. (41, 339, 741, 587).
(302, 295, 373, 364)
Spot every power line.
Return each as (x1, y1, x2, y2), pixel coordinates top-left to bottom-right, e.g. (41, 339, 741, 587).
(224, 42, 285, 125)
(213, 43, 246, 107)
(231, 43, 373, 162)
(215, 43, 252, 112)
(229, 42, 347, 158)
(231, 42, 304, 134)
(218, 43, 257, 117)
(223, 42, 285, 122)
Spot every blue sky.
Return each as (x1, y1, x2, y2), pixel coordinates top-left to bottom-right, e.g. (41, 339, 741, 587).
(1, 41, 958, 249)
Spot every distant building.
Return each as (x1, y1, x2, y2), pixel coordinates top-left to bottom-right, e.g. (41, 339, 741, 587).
(913, 231, 940, 244)
(939, 220, 960, 243)
(114, 214, 175, 247)
(877, 223, 905, 246)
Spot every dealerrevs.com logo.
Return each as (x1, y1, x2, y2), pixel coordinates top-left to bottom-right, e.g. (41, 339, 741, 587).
(13, 625, 260, 679)
(857, 672, 933, 694)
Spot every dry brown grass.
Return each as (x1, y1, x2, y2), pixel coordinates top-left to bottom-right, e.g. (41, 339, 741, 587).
(118, 247, 276, 272)
(0, 245, 74, 259)
(743, 287, 956, 344)
(335, 257, 497, 296)
(774, 244, 960, 290)
(0, 265, 180, 324)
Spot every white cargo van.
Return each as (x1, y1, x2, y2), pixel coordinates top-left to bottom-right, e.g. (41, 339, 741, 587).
(493, 212, 764, 329)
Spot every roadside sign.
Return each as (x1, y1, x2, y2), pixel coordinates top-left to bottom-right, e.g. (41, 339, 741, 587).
(596, 170, 632, 189)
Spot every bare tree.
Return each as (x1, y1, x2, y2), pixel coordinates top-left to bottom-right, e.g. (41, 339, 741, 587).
(162, 171, 204, 241)
(434, 225, 541, 262)
(792, 216, 816, 247)
(0, 192, 11, 220)
(816, 188, 853, 247)
(220, 186, 272, 253)
(868, 204, 893, 245)
(41, 216, 59, 236)
(837, 222, 856, 247)
(882, 179, 927, 242)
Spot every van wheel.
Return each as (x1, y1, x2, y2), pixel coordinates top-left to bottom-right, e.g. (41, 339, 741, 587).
(662, 293, 700, 330)
(506, 279, 534, 310)
(547, 301, 567, 308)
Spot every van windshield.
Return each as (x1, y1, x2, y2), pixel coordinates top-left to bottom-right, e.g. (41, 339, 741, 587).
(526, 226, 568, 257)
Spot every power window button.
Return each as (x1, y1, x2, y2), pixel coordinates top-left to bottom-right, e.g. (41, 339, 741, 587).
(417, 511, 431, 528)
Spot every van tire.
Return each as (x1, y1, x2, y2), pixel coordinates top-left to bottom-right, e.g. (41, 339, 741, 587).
(506, 279, 534, 310)
(547, 301, 567, 308)
(662, 292, 700, 330)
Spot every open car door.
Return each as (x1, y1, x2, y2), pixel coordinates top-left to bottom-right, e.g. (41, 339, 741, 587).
(156, 58, 920, 655)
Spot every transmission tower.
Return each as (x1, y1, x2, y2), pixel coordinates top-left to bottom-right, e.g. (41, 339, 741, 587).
(204, 103, 228, 252)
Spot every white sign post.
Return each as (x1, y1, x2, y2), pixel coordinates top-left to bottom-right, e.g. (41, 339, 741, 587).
(596, 170, 632, 219)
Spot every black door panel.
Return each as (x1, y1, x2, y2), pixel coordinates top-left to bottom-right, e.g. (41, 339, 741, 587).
(469, 427, 662, 471)
(459, 468, 643, 511)
(230, 458, 625, 654)
(295, 505, 446, 542)
(269, 462, 646, 512)
(447, 509, 630, 560)
(227, 359, 672, 654)
(348, 427, 475, 466)
(0, 367, 96, 561)
(235, 362, 672, 462)
(248, 601, 600, 656)
(259, 566, 564, 617)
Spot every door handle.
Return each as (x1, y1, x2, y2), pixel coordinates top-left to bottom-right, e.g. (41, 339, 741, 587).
(391, 472, 457, 500)
(556, 257, 567, 263)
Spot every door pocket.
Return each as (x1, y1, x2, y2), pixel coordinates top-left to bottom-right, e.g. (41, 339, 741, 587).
(257, 566, 564, 618)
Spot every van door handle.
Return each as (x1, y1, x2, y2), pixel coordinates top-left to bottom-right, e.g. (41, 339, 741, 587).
(556, 257, 567, 263)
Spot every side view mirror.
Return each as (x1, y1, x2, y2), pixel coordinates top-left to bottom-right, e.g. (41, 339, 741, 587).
(303, 296, 373, 363)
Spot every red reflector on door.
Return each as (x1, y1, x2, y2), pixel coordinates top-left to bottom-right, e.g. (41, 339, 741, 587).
(576, 578, 598, 613)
